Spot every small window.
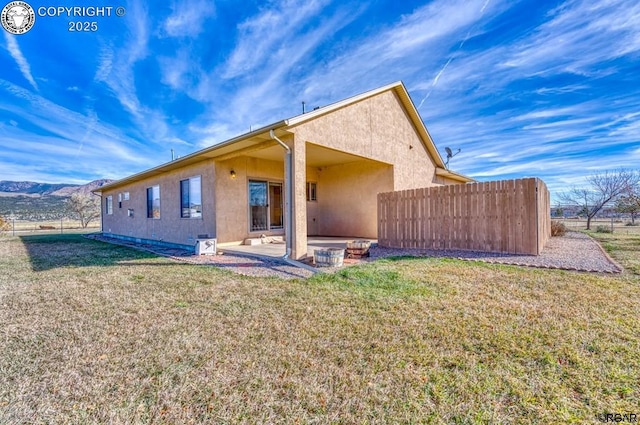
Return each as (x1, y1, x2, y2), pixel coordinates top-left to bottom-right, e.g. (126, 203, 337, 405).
(123, 192, 130, 201)
(180, 176, 202, 218)
(118, 193, 122, 202)
(306, 182, 317, 202)
(146, 185, 160, 219)
(105, 195, 113, 215)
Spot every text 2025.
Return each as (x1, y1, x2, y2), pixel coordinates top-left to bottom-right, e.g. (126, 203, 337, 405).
(68, 22, 98, 32)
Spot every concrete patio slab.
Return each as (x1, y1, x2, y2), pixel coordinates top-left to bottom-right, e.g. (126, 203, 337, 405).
(218, 236, 378, 260)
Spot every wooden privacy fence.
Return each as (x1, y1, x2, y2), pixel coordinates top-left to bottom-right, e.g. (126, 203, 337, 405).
(378, 178, 551, 255)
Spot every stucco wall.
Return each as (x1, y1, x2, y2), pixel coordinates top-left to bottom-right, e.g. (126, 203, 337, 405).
(313, 160, 393, 238)
(101, 160, 216, 246)
(289, 90, 442, 191)
(215, 156, 285, 243)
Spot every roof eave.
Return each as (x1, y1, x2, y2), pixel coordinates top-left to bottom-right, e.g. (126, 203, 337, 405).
(96, 120, 289, 193)
(435, 167, 476, 183)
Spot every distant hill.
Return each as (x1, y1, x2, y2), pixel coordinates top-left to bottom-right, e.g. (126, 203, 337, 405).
(0, 179, 113, 197)
(0, 179, 114, 220)
(50, 179, 113, 197)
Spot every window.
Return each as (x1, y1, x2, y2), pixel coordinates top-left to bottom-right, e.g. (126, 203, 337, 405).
(118, 193, 122, 208)
(123, 192, 130, 201)
(146, 185, 160, 219)
(306, 182, 317, 202)
(105, 195, 113, 215)
(180, 176, 202, 218)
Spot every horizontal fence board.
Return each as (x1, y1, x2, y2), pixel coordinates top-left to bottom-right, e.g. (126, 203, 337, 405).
(377, 178, 551, 255)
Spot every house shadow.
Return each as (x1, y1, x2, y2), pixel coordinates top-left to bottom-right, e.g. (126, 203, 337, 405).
(19, 233, 166, 272)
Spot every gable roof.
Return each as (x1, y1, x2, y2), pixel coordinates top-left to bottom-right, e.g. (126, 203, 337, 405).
(96, 81, 472, 192)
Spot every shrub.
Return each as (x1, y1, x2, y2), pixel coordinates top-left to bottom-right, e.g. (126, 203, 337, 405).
(595, 225, 613, 233)
(550, 220, 567, 237)
(0, 215, 10, 235)
(625, 222, 638, 226)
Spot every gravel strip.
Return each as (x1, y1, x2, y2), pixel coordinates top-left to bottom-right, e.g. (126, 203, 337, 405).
(369, 231, 622, 273)
(87, 231, 621, 278)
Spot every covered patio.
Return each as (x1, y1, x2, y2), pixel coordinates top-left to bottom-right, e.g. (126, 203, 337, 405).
(218, 236, 378, 261)
(214, 138, 392, 259)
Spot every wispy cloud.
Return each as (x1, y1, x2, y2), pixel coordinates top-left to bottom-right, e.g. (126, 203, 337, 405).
(300, 0, 502, 101)
(499, 0, 640, 76)
(0, 79, 155, 182)
(186, 0, 364, 146)
(221, 0, 330, 79)
(94, 1, 179, 148)
(162, 0, 216, 38)
(1, 0, 638, 197)
(3, 33, 38, 90)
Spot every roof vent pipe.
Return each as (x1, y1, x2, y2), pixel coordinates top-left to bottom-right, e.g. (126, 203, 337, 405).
(270, 129, 292, 259)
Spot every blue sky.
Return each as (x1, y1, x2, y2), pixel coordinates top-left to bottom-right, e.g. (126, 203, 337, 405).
(1, 0, 639, 201)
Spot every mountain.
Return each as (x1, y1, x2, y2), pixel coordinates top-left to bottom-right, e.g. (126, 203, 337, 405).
(0, 179, 114, 220)
(0, 179, 113, 197)
(50, 179, 113, 197)
(0, 181, 71, 196)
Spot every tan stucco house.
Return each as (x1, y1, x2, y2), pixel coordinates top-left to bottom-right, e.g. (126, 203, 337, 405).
(95, 81, 472, 259)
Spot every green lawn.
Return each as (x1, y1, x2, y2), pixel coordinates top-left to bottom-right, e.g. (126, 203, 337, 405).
(0, 233, 638, 424)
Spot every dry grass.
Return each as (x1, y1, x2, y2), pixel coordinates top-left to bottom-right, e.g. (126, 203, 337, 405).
(560, 218, 640, 234)
(1, 234, 639, 424)
(0, 219, 100, 234)
(589, 231, 640, 276)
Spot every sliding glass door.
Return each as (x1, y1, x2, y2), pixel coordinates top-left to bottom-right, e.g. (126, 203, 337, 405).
(249, 181, 268, 231)
(249, 180, 283, 232)
(269, 183, 283, 229)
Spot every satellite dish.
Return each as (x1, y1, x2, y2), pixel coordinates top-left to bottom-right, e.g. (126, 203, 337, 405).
(444, 147, 461, 168)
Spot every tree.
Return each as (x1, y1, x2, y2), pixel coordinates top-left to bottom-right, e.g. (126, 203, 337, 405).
(615, 182, 640, 224)
(559, 169, 639, 230)
(66, 193, 100, 228)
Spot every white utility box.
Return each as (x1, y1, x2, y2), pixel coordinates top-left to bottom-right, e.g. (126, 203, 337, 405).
(195, 238, 217, 255)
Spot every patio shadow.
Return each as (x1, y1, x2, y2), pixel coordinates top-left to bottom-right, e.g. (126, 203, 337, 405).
(19, 233, 162, 272)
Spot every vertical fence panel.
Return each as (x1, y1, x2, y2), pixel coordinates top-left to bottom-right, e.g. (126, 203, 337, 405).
(377, 178, 551, 255)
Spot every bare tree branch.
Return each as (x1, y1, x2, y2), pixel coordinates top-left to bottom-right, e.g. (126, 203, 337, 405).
(66, 193, 100, 228)
(558, 169, 639, 230)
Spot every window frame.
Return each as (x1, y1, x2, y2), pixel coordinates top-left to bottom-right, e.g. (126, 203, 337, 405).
(105, 195, 113, 215)
(146, 185, 161, 219)
(180, 176, 202, 219)
(306, 182, 317, 202)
